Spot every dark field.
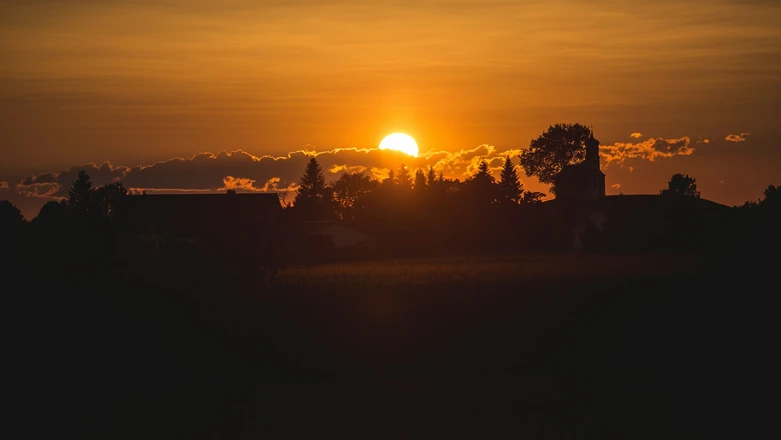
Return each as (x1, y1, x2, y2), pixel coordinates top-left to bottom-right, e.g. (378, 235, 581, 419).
(12, 251, 774, 439)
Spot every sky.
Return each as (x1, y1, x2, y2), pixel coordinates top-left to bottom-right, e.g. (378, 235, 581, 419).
(2, 0, 780, 219)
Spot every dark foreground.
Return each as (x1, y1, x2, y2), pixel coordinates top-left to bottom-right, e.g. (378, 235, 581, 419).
(9, 251, 776, 439)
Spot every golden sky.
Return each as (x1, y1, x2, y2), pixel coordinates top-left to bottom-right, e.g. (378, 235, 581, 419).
(2, 0, 780, 218)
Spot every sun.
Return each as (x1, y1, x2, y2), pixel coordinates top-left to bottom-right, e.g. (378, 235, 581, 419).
(379, 133, 419, 157)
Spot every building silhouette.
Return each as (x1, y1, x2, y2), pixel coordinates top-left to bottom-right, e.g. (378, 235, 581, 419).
(554, 133, 605, 200)
(123, 193, 283, 256)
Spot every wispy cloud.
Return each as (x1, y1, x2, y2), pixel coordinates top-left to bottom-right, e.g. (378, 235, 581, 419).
(329, 164, 368, 175)
(630, 132, 643, 139)
(16, 182, 60, 197)
(0, 181, 8, 189)
(725, 132, 751, 142)
(220, 176, 262, 192)
(600, 137, 694, 166)
(611, 183, 621, 189)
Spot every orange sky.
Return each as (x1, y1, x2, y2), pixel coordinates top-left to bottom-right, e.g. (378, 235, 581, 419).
(2, 0, 780, 218)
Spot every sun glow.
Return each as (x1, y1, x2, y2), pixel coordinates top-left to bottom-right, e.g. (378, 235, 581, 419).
(379, 133, 419, 157)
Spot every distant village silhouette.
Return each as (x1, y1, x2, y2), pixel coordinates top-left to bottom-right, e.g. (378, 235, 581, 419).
(1, 123, 779, 271)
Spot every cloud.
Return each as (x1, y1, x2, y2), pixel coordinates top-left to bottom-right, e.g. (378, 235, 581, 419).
(630, 132, 643, 139)
(16, 161, 129, 199)
(8, 132, 703, 209)
(126, 188, 214, 195)
(329, 164, 368, 174)
(220, 176, 262, 192)
(16, 182, 60, 197)
(369, 167, 391, 181)
(12, 145, 532, 201)
(697, 138, 711, 144)
(611, 183, 621, 189)
(600, 137, 694, 166)
(0, 181, 8, 190)
(725, 133, 751, 142)
(21, 173, 57, 185)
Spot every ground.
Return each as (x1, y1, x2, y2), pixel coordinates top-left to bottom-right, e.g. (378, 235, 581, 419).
(11, 251, 774, 439)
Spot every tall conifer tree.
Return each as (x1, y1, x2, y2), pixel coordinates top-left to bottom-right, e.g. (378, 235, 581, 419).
(66, 170, 95, 213)
(295, 158, 330, 217)
(395, 164, 413, 189)
(414, 169, 427, 191)
(498, 156, 523, 204)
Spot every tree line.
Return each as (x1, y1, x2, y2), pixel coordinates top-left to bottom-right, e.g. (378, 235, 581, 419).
(1, 122, 779, 260)
(289, 122, 591, 220)
(291, 155, 546, 222)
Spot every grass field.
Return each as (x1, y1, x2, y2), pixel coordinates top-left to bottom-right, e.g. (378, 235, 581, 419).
(13, 250, 772, 439)
(271, 252, 702, 287)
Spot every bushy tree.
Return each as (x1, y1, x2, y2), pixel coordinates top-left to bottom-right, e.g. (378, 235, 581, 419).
(94, 181, 129, 224)
(741, 184, 780, 211)
(522, 191, 545, 204)
(0, 200, 25, 230)
(520, 123, 593, 185)
(332, 172, 377, 220)
(0, 198, 24, 220)
(32, 200, 67, 228)
(497, 156, 523, 204)
(759, 184, 779, 208)
(660, 173, 700, 198)
(0, 200, 26, 263)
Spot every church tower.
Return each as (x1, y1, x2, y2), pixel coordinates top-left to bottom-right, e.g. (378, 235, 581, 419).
(553, 131, 606, 200)
(585, 133, 600, 172)
(585, 133, 605, 198)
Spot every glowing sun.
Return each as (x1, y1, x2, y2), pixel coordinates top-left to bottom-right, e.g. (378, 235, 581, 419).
(379, 133, 419, 157)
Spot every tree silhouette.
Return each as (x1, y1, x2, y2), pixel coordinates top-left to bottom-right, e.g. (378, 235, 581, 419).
(383, 169, 396, 188)
(0, 200, 26, 262)
(0, 200, 25, 229)
(660, 173, 700, 198)
(497, 156, 523, 204)
(522, 190, 545, 204)
(66, 170, 95, 213)
(332, 172, 377, 220)
(32, 200, 67, 228)
(759, 184, 779, 208)
(294, 158, 330, 217)
(94, 181, 129, 223)
(395, 164, 413, 189)
(465, 159, 496, 205)
(520, 123, 593, 185)
(741, 184, 780, 212)
(425, 166, 437, 187)
(414, 169, 427, 192)
(471, 159, 494, 185)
